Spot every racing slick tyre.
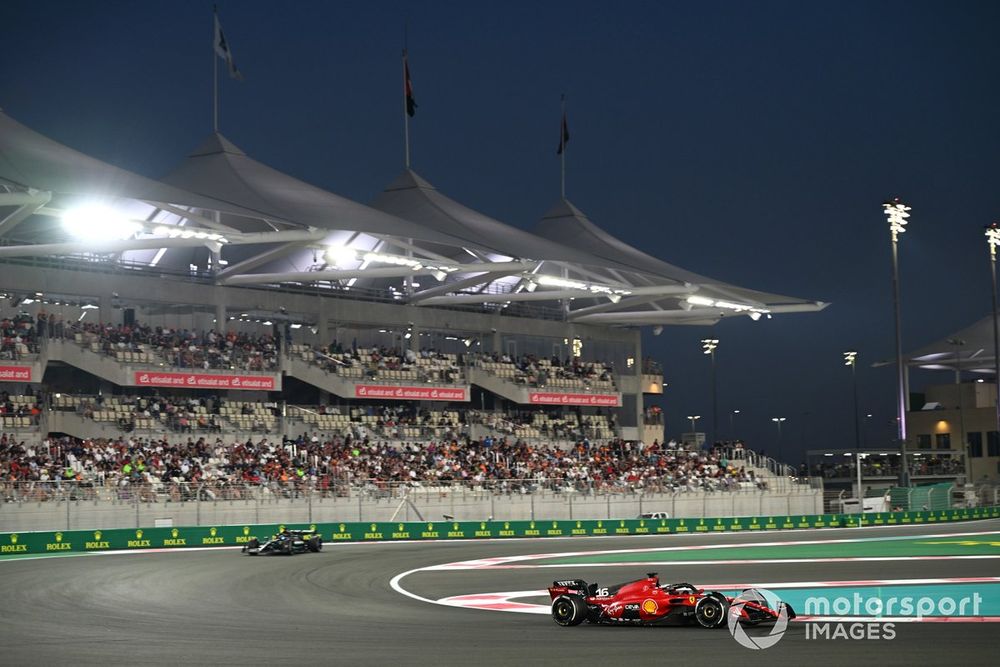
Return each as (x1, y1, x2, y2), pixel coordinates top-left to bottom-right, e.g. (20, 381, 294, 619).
(551, 595, 587, 627)
(694, 595, 729, 628)
(246, 538, 260, 550)
(307, 536, 323, 553)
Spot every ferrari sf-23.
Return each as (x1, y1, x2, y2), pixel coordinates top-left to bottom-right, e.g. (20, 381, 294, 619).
(242, 529, 323, 555)
(548, 572, 795, 627)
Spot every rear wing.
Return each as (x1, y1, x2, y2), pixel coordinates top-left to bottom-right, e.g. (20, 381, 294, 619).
(548, 579, 595, 599)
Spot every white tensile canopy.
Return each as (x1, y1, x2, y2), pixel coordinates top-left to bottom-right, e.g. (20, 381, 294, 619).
(0, 110, 827, 328)
(899, 315, 999, 375)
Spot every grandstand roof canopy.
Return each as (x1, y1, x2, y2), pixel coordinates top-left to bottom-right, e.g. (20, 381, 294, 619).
(0, 110, 828, 328)
(897, 315, 999, 375)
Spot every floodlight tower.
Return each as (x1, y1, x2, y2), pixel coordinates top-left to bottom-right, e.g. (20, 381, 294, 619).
(987, 223, 1000, 441)
(701, 338, 719, 444)
(883, 198, 911, 485)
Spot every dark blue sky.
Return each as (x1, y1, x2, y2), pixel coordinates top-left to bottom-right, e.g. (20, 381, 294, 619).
(4, 1, 1000, 462)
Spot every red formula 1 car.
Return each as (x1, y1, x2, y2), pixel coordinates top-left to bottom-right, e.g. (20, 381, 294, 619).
(547, 572, 795, 628)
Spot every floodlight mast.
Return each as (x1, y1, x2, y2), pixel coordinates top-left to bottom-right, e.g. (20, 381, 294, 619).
(987, 224, 1000, 440)
(883, 198, 911, 486)
(701, 339, 719, 444)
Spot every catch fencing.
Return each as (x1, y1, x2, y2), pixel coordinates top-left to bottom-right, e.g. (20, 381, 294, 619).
(0, 478, 822, 532)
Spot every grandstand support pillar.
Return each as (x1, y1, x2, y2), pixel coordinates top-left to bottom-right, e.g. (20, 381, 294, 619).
(215, 303, 226, 332)
(630, 329, 644, 436)
(409, 325, 420, 354)
(316, 300, 329, 347)
(98, 292, 117, 325)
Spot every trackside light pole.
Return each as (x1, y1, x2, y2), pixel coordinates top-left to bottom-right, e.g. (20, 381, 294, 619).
(987, 224, 1000, 450)
(701, 338, 719, 444)
(884, 198, 911, 486)
(844, 349, 863, 525)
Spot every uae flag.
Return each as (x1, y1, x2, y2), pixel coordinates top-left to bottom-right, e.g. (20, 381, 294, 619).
(557, 110, 569, 154)
(404, 54, 417, 117)
(214, 11, 243, 81)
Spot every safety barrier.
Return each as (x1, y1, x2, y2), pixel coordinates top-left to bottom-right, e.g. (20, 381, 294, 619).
(1, 506, 997, 556)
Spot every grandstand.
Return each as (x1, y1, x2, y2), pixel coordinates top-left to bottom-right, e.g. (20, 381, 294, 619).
(0, 109, 828, 522)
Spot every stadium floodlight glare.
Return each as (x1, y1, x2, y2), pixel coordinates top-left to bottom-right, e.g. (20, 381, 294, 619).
(153, 226, 227, 243)
(325, 245, 357, 266)
(685, 295, 770, 315)
(701, 338, 719, 355)
(362, 252, 422, 269)
(843, 350, 858, 367)
(537, 275, 589, 290)
(62, 203, 141, 241)
(883, 198, 911, 242)
(987, 223, 1000, 257)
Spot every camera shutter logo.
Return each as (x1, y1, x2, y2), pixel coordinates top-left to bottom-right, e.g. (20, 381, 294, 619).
(728, 589, 790, 650)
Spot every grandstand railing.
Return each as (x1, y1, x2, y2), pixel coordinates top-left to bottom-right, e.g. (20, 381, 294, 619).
(0, 474, 819, 505)
(0, 475, 825, 532)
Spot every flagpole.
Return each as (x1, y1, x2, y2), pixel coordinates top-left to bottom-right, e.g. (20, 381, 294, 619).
(403, 50, 411, 169)
(213, 10, 219, 133)
(560, 94, 566, 199)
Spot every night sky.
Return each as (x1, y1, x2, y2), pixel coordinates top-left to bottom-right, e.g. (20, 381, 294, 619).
(4, 1, 1000, 463)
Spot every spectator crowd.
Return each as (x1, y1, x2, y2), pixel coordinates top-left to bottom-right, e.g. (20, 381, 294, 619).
(68, 321, 279, 371)
(1, 311, 39, 360)
(0, 432, 767, 501)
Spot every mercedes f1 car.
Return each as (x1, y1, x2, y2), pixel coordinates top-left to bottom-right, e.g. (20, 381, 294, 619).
(242, 530, 323, 555)
(548, 572, 795, 627)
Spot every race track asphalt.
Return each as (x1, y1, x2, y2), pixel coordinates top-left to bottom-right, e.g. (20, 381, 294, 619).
(0, 520, 996, 666)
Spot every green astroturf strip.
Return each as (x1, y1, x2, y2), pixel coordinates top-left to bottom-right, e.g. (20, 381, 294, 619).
(532, 533, 1000, 564)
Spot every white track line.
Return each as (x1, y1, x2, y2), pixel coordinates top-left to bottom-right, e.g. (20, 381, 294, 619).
(425, 528, 1000, 570)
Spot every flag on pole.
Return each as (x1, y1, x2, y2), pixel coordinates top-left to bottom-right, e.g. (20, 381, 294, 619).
(214, 9, 243, 81)
(404, 52, 417, 117)
(557, 108, 569, 155)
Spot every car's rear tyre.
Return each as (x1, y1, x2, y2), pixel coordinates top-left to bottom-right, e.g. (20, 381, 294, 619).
(246, 538, 259, 550)
(695, 596, 728, 628)
(308, 536, 323, 552)
(551, 595, 587, 626)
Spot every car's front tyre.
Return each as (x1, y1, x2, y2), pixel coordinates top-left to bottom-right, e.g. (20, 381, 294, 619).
(694, 596, 728, 628)
(551, 595, 587, 626)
